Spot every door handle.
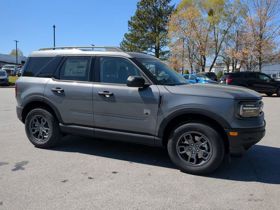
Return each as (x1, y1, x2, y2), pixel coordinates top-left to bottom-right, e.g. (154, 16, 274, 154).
(98, 91, 114, 98)
(51, 87, 64, 94)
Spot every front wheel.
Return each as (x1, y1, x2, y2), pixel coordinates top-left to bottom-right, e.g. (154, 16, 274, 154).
(277, 89, 280, 97)
(167, 123, 225, 175)
(25, 108, 61, 148)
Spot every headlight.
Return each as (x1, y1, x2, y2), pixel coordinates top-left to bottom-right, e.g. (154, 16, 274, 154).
(239, 101, 263, 117)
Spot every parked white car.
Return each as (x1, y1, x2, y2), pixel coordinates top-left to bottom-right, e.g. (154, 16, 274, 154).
(1, 64, 18, 76)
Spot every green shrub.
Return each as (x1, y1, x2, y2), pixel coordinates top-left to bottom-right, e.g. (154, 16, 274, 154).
(8, 76, 18, 85)
(216, 71, 224, 80)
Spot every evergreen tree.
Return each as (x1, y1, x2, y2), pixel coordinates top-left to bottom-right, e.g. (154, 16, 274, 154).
(120, 0, 174, 58)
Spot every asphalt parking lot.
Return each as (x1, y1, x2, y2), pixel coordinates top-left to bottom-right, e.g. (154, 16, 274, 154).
(0, 88, 279, 210)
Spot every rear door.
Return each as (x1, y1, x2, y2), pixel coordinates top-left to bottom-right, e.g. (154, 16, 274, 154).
(243, 72, 256, 89)
(44, 56, 94, 127)
(92, 56, 160, 136)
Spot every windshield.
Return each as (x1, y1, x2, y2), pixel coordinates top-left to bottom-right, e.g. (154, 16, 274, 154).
(197, 75, 210, 80)
(135, 58, 187, 85)
(3, 65, 14, 69)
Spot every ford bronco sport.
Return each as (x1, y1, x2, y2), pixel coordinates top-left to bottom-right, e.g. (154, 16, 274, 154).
(16, 46, 266, 175)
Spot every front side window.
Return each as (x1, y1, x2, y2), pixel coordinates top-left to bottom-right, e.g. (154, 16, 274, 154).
(258, 73, 271, 82)
(59, 57, 90, 81)
(100, 57, 141, 84)
(136, 58, 186, 85)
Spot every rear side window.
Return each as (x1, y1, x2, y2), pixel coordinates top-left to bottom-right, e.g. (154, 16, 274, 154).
(59, 57, 91, 81)
(23, 57, 52, 76)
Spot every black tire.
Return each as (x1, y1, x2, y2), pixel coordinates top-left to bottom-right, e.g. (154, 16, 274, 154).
(277, 89, 280, 97)
(266, 93, 273, 97)
(167, 123, 225, 175)
(25, 108, 61, 148)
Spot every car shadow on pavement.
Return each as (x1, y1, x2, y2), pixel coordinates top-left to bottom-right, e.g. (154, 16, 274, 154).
(56, 135, 175, 169)
(55, 136, 280, 184)
(211, 145, 280, 184)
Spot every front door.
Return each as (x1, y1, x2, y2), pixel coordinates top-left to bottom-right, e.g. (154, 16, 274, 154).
(253, 73, 276, 93)
(92, 56, 160, 136)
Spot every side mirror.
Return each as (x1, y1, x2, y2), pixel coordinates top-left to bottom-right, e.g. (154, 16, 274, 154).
(127, 76, 146, 88)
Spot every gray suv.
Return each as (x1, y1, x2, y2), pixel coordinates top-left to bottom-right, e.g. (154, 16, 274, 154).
(16, 46, 265, 174)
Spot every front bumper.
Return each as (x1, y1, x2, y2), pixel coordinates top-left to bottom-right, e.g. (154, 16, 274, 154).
(227, 124, 266, 155)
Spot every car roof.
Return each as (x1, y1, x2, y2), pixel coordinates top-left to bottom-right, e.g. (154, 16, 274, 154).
(227, 71, 258, 74)
(2, 64, 16, 67)
(29, 46, 156, 59)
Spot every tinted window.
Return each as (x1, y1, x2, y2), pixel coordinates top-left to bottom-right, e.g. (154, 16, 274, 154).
(59, 57, 90, 81)
(258, 73, 271, 81)
(23, 57, 53, 77)
(100, 57, 141, 84)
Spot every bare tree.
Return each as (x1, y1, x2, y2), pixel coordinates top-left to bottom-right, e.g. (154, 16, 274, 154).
(246, 0, 280, 71)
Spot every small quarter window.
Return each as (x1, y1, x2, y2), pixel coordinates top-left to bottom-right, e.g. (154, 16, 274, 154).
(23, 57, 53, 77)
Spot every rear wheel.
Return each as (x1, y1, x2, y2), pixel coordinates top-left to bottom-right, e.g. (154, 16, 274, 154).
(167, 123, 225, 175)
(25, 108, 61, 148)
(266, 93, 273, 97)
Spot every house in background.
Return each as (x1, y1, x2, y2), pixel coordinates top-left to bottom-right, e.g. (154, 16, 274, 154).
(261, 63, 280, 79)
(0, 53, 27, 68)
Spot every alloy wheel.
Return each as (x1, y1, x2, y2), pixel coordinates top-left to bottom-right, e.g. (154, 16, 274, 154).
(176, 131, 212, 166)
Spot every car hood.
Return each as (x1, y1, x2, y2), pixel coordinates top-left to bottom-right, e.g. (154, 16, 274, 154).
(164, 84, 262, 100)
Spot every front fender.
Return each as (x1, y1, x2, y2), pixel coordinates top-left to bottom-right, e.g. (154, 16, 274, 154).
(157, 107, 231, 138)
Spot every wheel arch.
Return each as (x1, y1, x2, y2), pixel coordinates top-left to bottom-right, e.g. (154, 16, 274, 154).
(158, 109, 230, 153)
(22, 99, 62, 124)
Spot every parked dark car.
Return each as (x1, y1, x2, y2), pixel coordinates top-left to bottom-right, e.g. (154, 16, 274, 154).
(197, 72, 218, 81)
(220, 72, 280, 96)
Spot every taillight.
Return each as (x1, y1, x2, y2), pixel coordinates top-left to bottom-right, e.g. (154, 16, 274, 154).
(226, 76, 233, 84)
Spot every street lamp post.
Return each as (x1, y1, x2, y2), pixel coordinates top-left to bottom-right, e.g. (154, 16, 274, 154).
(53, 25, 56, 49)
(14, 40, 19, 65)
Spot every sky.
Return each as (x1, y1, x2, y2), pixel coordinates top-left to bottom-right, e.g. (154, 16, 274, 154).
(0, 0, 180, 56)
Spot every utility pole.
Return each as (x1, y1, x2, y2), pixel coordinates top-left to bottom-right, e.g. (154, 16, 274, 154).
(53, 25, 56, 49)
(14, 40, 19, 65)
(182, 37, 185, 75)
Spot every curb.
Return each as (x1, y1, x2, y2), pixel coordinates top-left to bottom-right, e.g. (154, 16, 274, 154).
(0, 86, 15, 88)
